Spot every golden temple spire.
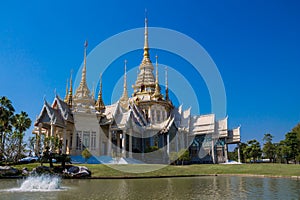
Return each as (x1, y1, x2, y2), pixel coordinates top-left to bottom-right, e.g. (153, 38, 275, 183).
(82, 40, 88, 86)
(92, 82, 95, 100)
(68, 70, 73, 108)
(132, 14, 155, 95)
(74, 40, 92, 100)
(120, 60, 129, 109)
(121, 60, 129, 100)
(64, 78, 69, 103)
(165, 66, 169, 101)
(155, 55, 159, 84)
(124, 60, 128, 90)
(143, 12, 149, 57)
(143, 14, 150, 61)
(153, 55, 163, 99)
(95, 73, 105, 112)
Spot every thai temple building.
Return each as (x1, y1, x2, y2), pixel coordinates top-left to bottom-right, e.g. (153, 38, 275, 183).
(33, 17, 241, 164)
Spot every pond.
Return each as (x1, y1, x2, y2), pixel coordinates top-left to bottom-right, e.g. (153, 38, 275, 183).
(0, 175, 299, 199)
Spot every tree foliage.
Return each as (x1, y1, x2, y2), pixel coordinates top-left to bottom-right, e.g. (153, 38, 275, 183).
(0, 96, 15, 161)
(0, 96, 32, 163)
(283, 132, 300, 163)
(262, 133, 276, 162)
(12, 111, 32, 162)
(244, 139, 262, 163)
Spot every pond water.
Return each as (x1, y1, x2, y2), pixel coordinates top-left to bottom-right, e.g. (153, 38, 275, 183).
(0, 175, 299, 200)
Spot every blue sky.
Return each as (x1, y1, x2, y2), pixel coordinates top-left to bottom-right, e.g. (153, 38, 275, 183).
(0, 1, 300, 145)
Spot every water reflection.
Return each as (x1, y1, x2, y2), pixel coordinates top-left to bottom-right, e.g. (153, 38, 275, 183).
(0, 176, 299, 199)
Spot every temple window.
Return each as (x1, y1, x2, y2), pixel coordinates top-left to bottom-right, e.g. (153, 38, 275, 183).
(83, 131, 90, 148)
(76, 131, 82, 150)
(156, 110, 161, 122)
(91, 132, 96, 150)
(151, 110, 155, 123)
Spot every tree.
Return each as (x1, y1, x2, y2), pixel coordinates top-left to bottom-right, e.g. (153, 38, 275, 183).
(42, 146, 54, 167)
(283, 132, 300, 164)
(263, 133, 273, 143)
(82, 148, 92, 163)
(3, 131, 19, 163)
(238, 143, 248, 163)
(292, 123, 300, 139)
(262, 133, 276, 162)
(276, 141, 289, 163)
(0, 96, 15, 161)
(12, 111, 32, 162)
(177, 149, 190, 165)
(244, 139, 262, 163)
(28, 136, 36, 157)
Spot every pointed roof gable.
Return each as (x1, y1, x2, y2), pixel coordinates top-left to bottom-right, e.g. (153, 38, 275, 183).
(52, 95, 74, 123)
(35, 100, 65, 128)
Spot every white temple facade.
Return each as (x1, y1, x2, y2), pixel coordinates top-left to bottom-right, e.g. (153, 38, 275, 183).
(33, 18, 241, 164)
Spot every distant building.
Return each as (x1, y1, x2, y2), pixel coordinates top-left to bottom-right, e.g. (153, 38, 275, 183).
(33, 17, 241, 164)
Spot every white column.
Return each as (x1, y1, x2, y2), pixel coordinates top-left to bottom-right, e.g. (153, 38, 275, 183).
(167, 134, 170, 155)
(211, 138, 215, 164)
(175, 131, 179, 152)
(122, 132, 126, 157)
(67, 131, 71, 154)
(62, 128, 67, 154)
(129, 129, 133, 158)
(72, 129, 76, 154)
(148, 108, 151, 124)
(224, 143, 228, 163)
(50, 124, 55, 151)
(237, 143, 241, 163)
(117, 133, 120, 155)
(107, 127, 112, 156)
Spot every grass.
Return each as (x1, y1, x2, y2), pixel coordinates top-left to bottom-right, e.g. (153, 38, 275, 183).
(10, 163, 300, 178)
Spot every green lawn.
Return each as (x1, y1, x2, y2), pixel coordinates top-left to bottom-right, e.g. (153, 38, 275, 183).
(11, 163, 300, 178)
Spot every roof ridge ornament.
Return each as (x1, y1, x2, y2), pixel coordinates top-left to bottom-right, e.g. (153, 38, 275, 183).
(68, 70, 73, 108)
(152, 55, 163, 100)
(120, 60, 129, 110)
(74, 40, 93, 103)
(64, 78, 69, 102)
(132, 15, 155, 95)
(165, 66, 169, 101)
(95, 73, 105, 112)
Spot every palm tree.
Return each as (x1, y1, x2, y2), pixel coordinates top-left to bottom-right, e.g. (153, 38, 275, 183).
(12, 111, 32, 162)
(0, 96, 15, 161)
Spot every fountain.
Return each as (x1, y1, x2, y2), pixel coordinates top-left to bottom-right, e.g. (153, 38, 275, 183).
(9, 175, 63, 192)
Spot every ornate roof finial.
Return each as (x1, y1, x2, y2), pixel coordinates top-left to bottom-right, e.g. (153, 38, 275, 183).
(120, 60, 129, 109)
(143, 12, 149, 60)
(132, 14, 155, 95)
(95, 73, 105, 112)
(152, 55, 162, 99)
(124, 60, 127, 88)
(74, 40, 92, 100)
(82, 40, 88, 85)
(64, 79, 69, 102)
(68, 70, 73, 108)
(165, 66, 169, 101)
(92, 82, 95, 100)
(155, 55, 158, 84)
